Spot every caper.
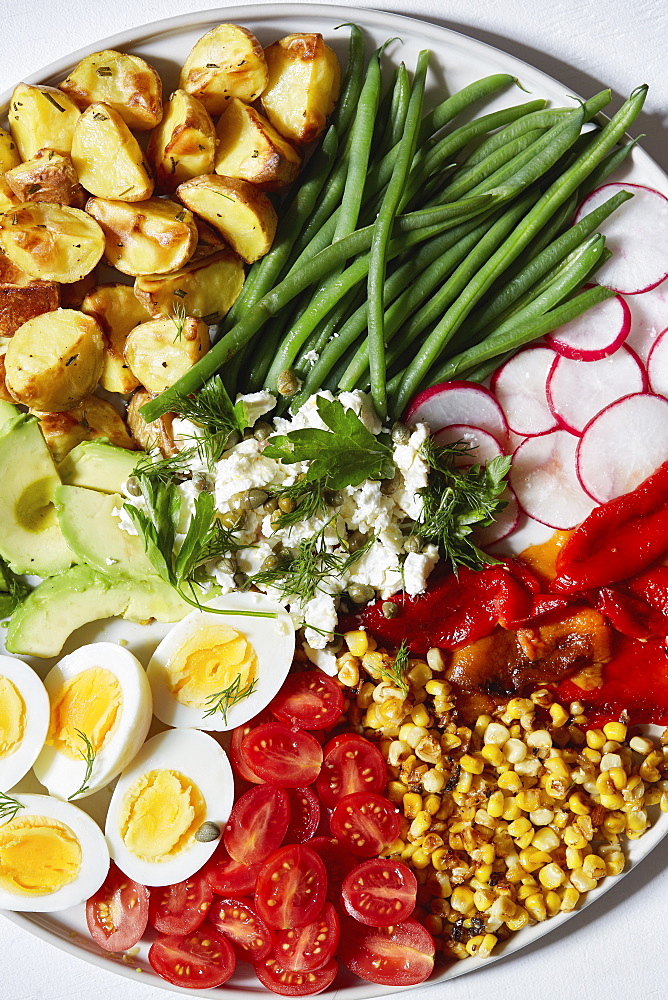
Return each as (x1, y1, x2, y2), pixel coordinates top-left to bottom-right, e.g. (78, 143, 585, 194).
(245, 488, 268, 509)
(194, 821, 221, 843)
(243, 427, 255, 440)
(270, 509, 282, 528)
(261, 553, 281, 572)
(324, 489, 344, 507)
(224, 429, 241, 450)
(404, 534, 423, 554)
(253, 420, 273, 441)
(234, 572, 248, 588)
(263, 497, 279, 514)
(125, 476, 142, 497)
(326, 636, 343, 655)
(278, 496, 297, 514)
(382, 601, 400, 619)
(347, 530, 368, 553)
(194, 472, 214, 493)
(391, 422, 411, 445)
(220, 509, 246, 530)
(347, 582, 375, 605)
(380, 472, 401, 495)
(277, 369, 300, 396)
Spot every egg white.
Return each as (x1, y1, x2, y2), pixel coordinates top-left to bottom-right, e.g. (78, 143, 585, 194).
(105, 728, 234, 886)
(0, 793, 110, 912)
(0, 656, 50, 793)
(147, 591, 295, 731)
(34, 642, 153, 801)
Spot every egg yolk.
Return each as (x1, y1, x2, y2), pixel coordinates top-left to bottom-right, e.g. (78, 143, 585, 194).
(166, 625, 258, 710)
(47, 668, 121, 759)
(0, 678, 25, 759)
(119, 769, 206, 862)
(0, 815, 82, 897)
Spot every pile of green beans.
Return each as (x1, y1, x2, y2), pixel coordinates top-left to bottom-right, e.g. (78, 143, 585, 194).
(140, 25, 647, 426)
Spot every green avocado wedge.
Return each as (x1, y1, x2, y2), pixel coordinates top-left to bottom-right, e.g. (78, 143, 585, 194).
(58, 440, 141, 495)
(0, 400, 19, 431)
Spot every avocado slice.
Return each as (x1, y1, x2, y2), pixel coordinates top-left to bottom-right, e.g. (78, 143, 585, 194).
(0, 401, 19, 431)
(0, 415, 75, 577)
(57, 440, 142, 495)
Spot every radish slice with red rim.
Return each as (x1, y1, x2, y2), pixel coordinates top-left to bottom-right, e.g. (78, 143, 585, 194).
(510, 430, 595, 529)
(404, 380, 508, 445)
(491, 345, 560, 436)
(575, 183, 668, 295)
(576, 392, 668, 503)
(546, 345, 648, 434)
(474, 485, 520, 547)
(432, 423, 504, 466)
(545, 289, 631, 360)
(647, 327, 668, 396)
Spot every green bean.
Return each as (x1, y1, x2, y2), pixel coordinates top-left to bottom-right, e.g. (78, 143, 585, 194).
(578, 136, 641, 199)
(459, 351, 515, 383)
(377, 63, 411, 157)
(330, 24, 366, 136)
(432, 128, 547, 204)
(294, 287, 363, 376)
(418, 73, 518, 144)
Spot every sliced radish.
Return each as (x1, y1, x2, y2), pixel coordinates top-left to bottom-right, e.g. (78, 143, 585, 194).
(546, 345, 648, 434)
(575, 183, 668, 295)
(474, 486, 519, 547)
(405, 380, 508, 444)
(647, 327, 668, 396)
(432, 423, 504, 466)
(576, 392, 668, 503)
(510, 430, 595, 530)
(491, 345, 560, 436)
(545, 290, 631, 360)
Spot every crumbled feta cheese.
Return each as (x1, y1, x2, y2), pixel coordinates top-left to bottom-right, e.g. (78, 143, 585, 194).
(303, 642, 339, 676)
(214, 438, 284, 507)
(113, 504, 139, 536)
(236, 390, 276, 426)
(338, 390, 383, 435)
(393, 423, 431, 519)
(403, 545, 440, 595)
(301, 350, 319, 367)
(236, 541, 275, 577)
(347, 540, 404, 599)
(209, 564, 236, 593)
(302, 593, 338, 648)
(272, 391, 335, 434)
(344, 480, 394, 535)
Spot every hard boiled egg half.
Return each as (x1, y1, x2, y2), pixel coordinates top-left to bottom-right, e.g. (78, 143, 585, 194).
(0, 655, 50, 792)
(0, 793, 109, 911)
(34, 642, 152, 801)
(105, 728, 233, 886)
(147, 592, 295, 731)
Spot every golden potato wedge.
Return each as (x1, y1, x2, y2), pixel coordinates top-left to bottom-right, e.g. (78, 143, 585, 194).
(214, 98, 301, 189)
(0, 253, 61, 336)
(0, 347, 14, 403)
(261, 34, 341, 145)
(58, 49, 163, 131)
(191, 216, 227, 260)
(0, 178, 21, 212)
(34, 394, 136, 461)
(9, 83, 81, 160)
(71, 103, 154, 201)
(0, 128, 20, 173)
(147, 90, 216, 194)
(60, 270, 97, 309)
(177, 174, 277, 263)
(81, 282, 151, 393)
(86, 196, 198, 276)
(124, 314, 210, 392)
(0, 203, 105, 283)
(127, 387, 177, 456)
(31, 408, 89, 461)
(4, 308, 105, 411)
(5, 150, 87, 208)
(179, 23, 268, 114)
(134, 248, 244, 323)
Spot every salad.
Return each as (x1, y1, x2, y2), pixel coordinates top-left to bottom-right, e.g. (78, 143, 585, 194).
(1, 13, 668, 997)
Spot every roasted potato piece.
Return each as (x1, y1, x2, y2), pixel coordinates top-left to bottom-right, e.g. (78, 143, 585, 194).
(71, 103, 154, 201)
(4, 309, 105, 411)
(9, 83, 81, 160)
(177, 174, 277, 264)
(261, 34, 341, 145)
(60, 271, 97, 309)
(0, 253, 60, 337)
(134, 248, 244, 324)
(34, 394, 136, 461)
(86, 196, 198, 276)
(179, 23, 268, 114)
(81, 282, 151, 393)
(127, 387, 177, 456)
(214, 98, 301, 189)
(191, 216, 227, 261)
(124, 314, 210, 392)
(58, 49, 163, 131)
(5, 149, 86, 208)
(0, 345, 14, 402)
(0, 203, 105, 283)
(0, 128, 21, 172)
(147, 90, 216, 193)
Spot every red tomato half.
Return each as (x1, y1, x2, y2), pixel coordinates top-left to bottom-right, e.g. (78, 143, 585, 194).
(308, 838, 358, 904)
(330, 793, 401, 857)
(209, 896, 274, 961)
(148, 924, 236, 989)
(205, 856, 263, 897)
(270, 670, 344, 730)
(241, 723, 323, 787)
(338, 917, 435, 986)
(286, 786, 320, 843)
(224, 783, 290, 865)
(254, 956, 339, 996)
(255, 844, 327, 929)
(86, 863, 149, 952)
(316, 734, 387, 808)
(273, 902, 339, 972)
(342, 860, 418, 926)
(149, 872, 214, 935)
(230, 709, 273, 783)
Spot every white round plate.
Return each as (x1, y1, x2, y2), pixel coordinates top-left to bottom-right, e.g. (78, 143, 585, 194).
(1, 4, 667, 997)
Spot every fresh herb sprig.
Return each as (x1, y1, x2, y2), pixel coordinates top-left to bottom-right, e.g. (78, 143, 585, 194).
(0, 557, 31, 618)
(265, 476, 329, 530)
(377, 639, 410, 697)
(68, 730, 96, 800)
(0, 790, 24, 822)
(171, 375, 249, 440)
(203, 675, 258, 723)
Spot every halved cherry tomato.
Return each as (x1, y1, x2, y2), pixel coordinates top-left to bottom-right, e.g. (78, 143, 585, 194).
(255, 844, 326, 929)
(330, 792, 401, 857)
(286, 786, 320, 843)
(149, 872, 213, 935)
(342, 859, 417, 926)
(308, 838, 358, 904)
(270, 670, 344, 730)
(86, 863, 149, 952)
(209, 896, 274, 961)
(273, 902, 339, 972)
(224, 783, 290, 864)
(205, 856, 263, 897)
(230, 708, 273, 783)
(241, 723, 323, 787)
(316, 733, 387, 808)
(338, 916, 435, 986)
(148, 923, 236, 989)
(254, 956, 339, 996)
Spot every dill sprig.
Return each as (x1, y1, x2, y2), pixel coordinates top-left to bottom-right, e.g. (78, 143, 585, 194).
(0, 791, 24, 822)
(171, 375, 247, 440)
(266, 476, 329, 530)
(377, 640, 410, 698)
(203, 675, 258, 723)
(68, 729, 96, 800)
(171, 303, 188, 343)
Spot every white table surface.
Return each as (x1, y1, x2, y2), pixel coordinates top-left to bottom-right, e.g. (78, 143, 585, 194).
(1, 1, 667, 997)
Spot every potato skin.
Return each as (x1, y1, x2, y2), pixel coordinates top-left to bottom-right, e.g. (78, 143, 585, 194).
(124, 314, 210, 392)
(72, 103, 154, 201)
(261, 34, 341, 145)
(81, 282, 152, 393)
(177, 174, 277, 264)
(147, 90, 216, 194)
(0, 254, 61, 337)
(34, 394, 137, 462)
(59, 49, 163, 131)
(127, 387, 177, 456)
(9, 83, 81, 160)
(0, 203, 106, 284)
(179, 23, 268, 115)
(134, 248, 244, 324)
(5, 150, 87, 208)
(85, 196, 198, 276)
(0, 128, 21, 173)
(214, 98, 301, 189)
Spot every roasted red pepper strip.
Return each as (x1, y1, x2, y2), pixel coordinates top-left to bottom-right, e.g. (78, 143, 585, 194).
(551, 460, 668, 592)
(596, 587, 659, 640)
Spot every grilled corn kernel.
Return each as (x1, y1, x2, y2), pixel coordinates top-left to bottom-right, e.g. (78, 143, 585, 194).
(516, 789, 542, 812)
(451, 886, 475, 914)
(456, 770, 473, 793)
(604, 850, 625, 876)
(629, 736, 654, 755)
(545, 890, 562, 916)
(504, 738, 527, 763)
(539, 863, 566, 889)
(480, 744, 505, 767)
(411, 847, 431, 869)
(425, 679, 448, 698)
(344, 630, 369, 657)
(405, 725, 429, 749)
(599, 792, 625, 810)
(484, 722, 511, 746)
(424, 794, 441, 816)
(441, 733, 463, 751)
(525, 893, 547, 921)
(487, 790, 505, 818)
(409, 811, 432, 839)
(407, 660, 432, 689)
(560, 886, 580, 911)
(337, 658, 360, 688)
(431, 848, 449, 872)
(549, 703, 569, 727)
(586, 729, 606, 750)
(508, 817, 532, 838)
(608, 767, 627, 791)
(460, 754, 484, 775)
(626, 809, 648, 833)
(423, 769, 445, 794)
(387, 780, 408, 805)
(498, 771, 523, 793)
(570, 868, 597, 892)
(532, 827, 560, 853)
(502, 798, 522, 821)
(544, 756, 571, 780)
(506, 906, 530, 931)
(402, 792, 423, 819)
(603, 721, 627, 741)
(426, 647, 446, 672)
(568, 792, 591, 815)
(527, 730, 553, 750)
(566, 846, 584, 870)
(356, 682, 375, 708)
(410, 704, 430, 728)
